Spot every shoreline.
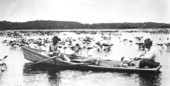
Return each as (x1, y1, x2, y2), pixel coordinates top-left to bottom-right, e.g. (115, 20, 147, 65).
(1, 28, 170, 32)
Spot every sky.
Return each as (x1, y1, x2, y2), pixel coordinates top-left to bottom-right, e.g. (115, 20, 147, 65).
(0, 0, 169, 24)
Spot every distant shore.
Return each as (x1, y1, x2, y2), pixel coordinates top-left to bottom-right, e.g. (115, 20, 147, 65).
(2, 28, 169, 31)
(0, 20, 170, 30)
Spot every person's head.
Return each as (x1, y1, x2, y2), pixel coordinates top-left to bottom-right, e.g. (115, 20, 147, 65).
(144, 38, 152, 49)
(52, 36, 61, 45)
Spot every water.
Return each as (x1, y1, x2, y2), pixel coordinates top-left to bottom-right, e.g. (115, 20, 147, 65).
(0, 29, 170, 86)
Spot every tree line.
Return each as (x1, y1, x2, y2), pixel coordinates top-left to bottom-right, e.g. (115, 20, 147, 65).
(0, 20, 170, 30)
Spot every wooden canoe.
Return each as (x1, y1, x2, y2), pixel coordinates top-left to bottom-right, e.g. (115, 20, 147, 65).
(21, 46, 162, 73)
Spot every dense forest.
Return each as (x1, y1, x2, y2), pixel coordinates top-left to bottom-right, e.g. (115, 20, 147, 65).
(0, 20, 170, 30)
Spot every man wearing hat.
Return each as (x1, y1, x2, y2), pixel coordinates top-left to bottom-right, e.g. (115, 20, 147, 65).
(138, 38, 160, 68)
(48, 36, 61, 53)
(48, 36, 70, 62)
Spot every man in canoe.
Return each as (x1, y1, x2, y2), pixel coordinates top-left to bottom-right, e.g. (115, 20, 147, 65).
(48, 36, 100, 64)
(48, 36, 71, 62)
(136, 38, 160, 68)
(121, 38, 161, 68)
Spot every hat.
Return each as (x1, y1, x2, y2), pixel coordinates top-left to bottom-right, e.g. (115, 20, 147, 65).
(144, 38, 152, 45)
(52, 36, 61, 42)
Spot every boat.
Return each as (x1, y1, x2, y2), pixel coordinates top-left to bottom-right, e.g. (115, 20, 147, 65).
(21, 46, 162, 73)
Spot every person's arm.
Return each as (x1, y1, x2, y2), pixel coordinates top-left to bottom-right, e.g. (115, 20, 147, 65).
(139, 52, 146, 57)
(134, 51, 146, 60)
(48, 45, 54, 56)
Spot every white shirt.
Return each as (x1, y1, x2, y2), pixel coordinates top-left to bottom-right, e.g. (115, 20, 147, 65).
(49, 43, 58, 52)
(141, 46, 160, 62)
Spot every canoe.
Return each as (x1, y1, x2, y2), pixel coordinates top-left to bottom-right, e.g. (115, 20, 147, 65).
(21, 46, 162, 73)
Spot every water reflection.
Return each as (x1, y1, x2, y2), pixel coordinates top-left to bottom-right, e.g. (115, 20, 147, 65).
(24, 63, 62, 86)
(138, 73, 161, 86)
(47, 69, 61, 86)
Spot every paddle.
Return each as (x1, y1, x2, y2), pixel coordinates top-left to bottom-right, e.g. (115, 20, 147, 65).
(29, 55, 59, 66)
(28, 52, 90, 66)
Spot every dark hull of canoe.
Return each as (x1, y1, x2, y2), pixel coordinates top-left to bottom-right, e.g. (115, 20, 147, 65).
(48, 64, 162, 73)
(21, 46, 162, 73)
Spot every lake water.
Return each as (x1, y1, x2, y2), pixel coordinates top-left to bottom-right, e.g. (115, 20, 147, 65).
(0, 29, 170, 86)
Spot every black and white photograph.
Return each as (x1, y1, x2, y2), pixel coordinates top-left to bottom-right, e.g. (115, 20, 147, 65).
(0, 0, 170, 86)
